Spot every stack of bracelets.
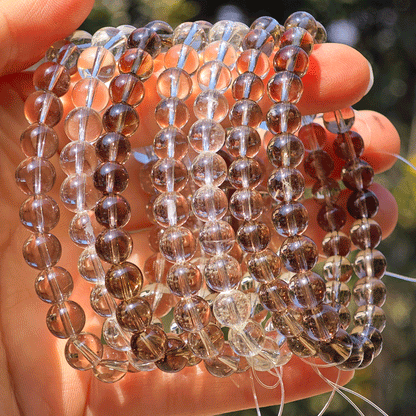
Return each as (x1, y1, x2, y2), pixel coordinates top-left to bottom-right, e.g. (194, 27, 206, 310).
(15, 10, 389, 389)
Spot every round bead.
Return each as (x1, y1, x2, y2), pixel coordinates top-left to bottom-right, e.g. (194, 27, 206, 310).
(266, 103, 301, 134)
(24, 91, 63, 127)
(209, 20, 249, 47)
(91, 27, 128, 60)
(304, 150, 334, 179)
(64, 107, 102, 142)
(229, 99, 263, 128)
(272, 202, 308, 237)
(354, 249, 387, 279)
(173, 21, 209, 51)
(131, 324, 167, 362)
(286, 332, 317, 358)
(164, 44, 199, 74)
(116, 297, 152, 332)
(297, 122, 327, 150)
(354, 305, 386, 332)
(280, 27, 314, 54)
(78, 46, 116, 81)
(69, 211, 96, 247)
(153, 191, 189, 227)
(193, 90, 229, 122)
(347, 189, 379, 219)
(267, 71, 303, 103)
(159, 226, 196, 262)
(315, 22, 328, 43)
(289, 271, 326, 308)
(95, 194, 131, 228)
(271, 310, 303, 338)
(191, 152, 227, 186)
(323, 255, 353, 282)
(197, 61, 232, 93)
(33, 62, 70, 97)
(284, 11, 318, 37)
(90, 285, 116, 318)
(242, 28, 274, 55)
(280, 235, 318, 272)
(187, 323, 224, 359)
(23, 232, 61, 269)
(199, 220, 235, 255)
(350, 218, 382, 250)
(204, 254, 242, 292)
(303, 304, 340, 342)
(95, 132, 131, 164)
(151, 158, 188, 192)
(228, 157, 262, 189)
(105, 261, 143, 300)
(236, 49, 270, 78)
(72, 78, 109, 111)
(78, 246, 105, 283)
(226, 126, 261, 158)
(35, 266, 73, 303)
(236, 220, 271, 253)
(336, 333, 365, 370)
(108, 74, 145, 107)
(155, 335, 188, 373)
(323, 108, 355, 134)
(128, 27, 162, 57)
(118, 48, 154, 79)
(191, 185, 228, 221)
(213, 289, 251, 329)
(155, 97, 190, 129)
(167, 263, 202, 297)
(153, 127, 188, 160)
(188, 119, 225, 153)
(157, 67, 193, 100)
(341, 159, 374, 190)
(258, 279, 290, 312)
(93, 348, 129, 383)
(317, 204, 347, 232)
(19, 195, 60, 233)
(203, 40, 237, 68)
(93, 162, 129, 194)
(324, 280, 351, 306)
(312, 178, 341, 204)
(267, 168, 305, 202)
(65, 332, 103, 371)
(318, 329, 352, 364)
(102, 104, 139, 137)
(228, 320, 265, 357)
(267, 133, 304, 168)
(46, 301, 86, 339)
(232, 72, 265, 102)
(333, 131, 364, 160)
(230, 188, 263, 221)
(204, 342, 240, 377)
(60, 174, 100, 212)
(322, 231, 351, 257)
(353, 278, 387, 307)
(95, 228, 133, 264)
(20, 123, 58, 159)
(273, 46, 309, 77)
(140, 283, 176, 318)
(59, 141, 98, 175)
(174, 295, 211, 332)
(247, 249, 282, 283)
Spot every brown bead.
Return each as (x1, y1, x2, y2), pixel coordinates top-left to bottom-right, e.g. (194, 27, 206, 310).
(336, 333, 365, 370)
(333, 131, 364, 161)
(267, 168, 305, 202)
(312, 178, 340, 205)
(95, 194, 130, 228)
(273, 45, 309, 77)
(266, 103, 301, 134)
(350, 218, 382, 250)
(289, 271, 326, 308)
(95, 133, 131, 163)
(102, 104, 140, 137)
(272, 202, 308, 237)
(109, 73, 145, 107)
(303, 150, 334, 180)
(324, 280, 351, 306)
(247, 249, 282, 283)
(174, 296, 211, 333)
(279, 27, 314, 55)
(341, 159, 374, 190)
(131, 324, 167, 362)
(322, 255, 353, 282)
(167, 262, 202, 296)
(250, 16, 281, 45)
(258, 279, 290, 312)
(286, 332, 317, 357)
(116, 297, 152, 332)
(128, 28, 162, 57)
(229, 99, 263, 128)
(187, 323, 225, 359)
(267, 71, 303, 103)
(297, 122, 327, 150)
(317, 204, 346, 232)
(267, 133, 304, 168)
(24, 91, 63, 127)
(33, 62, 70, 97)
(322, 231, 351, 257)
(119, 48, 154, 80)
(93, 162, 129, 195)
(105, 261, 143, 300)
(236, 49, 270, 79)
(95, 228, 133, 264)
(280, 235, 318, 272)
(347, 189, 379, 219)
(242, 28, 274, 56)
(155, 335, 188, 373)
(232, 72, 265, 102)
(271, 309, 303, 338)
(303, 304, 340, 342)
(318, 329, 352, 364)
(236, 220, 271, 253)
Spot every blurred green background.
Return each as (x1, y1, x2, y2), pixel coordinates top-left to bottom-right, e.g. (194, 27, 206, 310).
(80, 1, 416, 415)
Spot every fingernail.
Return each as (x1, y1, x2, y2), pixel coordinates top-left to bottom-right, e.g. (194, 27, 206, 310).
(365, 61, 374, 95)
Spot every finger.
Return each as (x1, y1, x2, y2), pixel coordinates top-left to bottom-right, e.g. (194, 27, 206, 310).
(0, 0, 95, 76)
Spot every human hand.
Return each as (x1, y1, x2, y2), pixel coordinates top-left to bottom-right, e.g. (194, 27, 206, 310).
(0, 1, 400, 415)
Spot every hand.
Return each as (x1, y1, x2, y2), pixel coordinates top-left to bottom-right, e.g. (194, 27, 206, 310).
(0, 1, 400, 415)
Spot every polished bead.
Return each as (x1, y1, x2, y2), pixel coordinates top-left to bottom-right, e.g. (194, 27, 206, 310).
(54, 43, 81, 75)
(102, 104, 139, 137)
(228, 320, 265, 357)
(95, 133, 131, 164)
(20, 123, 58, 159)
(199, 220, 235, 255)
(304, 150, 334, 179)
(46, 301, 86, 338)
(204, 342, 240, 377)
(109, 74, 144, 107)
(230, 188, 263, 221)
(247, 249, 282, 283)
(78, 46, 116, 81)
(95, 194, 130, 228)
(131, 324, 167, 362)
(140, 283, 176, 318)
(289, 271, 326, 308)
(174, 295, 211, 332)
(323, 255, 353, 282)
(280, 27, 314, 54)
(189, 119, 226, 152)
(164, 44, 199, 74)
(228, 157, 262, 189)
(116, 297, 152, 332)
(312, 178, 341, 205)
(303, 304, 340, 342)
(242, 28, 274, 56)
(159, 226, 196, 262)
(317, 204, 346, 232)
(155, 97, 190, 128)
(64, 106, 102, 142)
(271, 309, 303, 338)
(284, 11, 318, 37)
(187, 323, 224, 359)
(213, 289, 251, 329)
(322, 231, 351, 257)
(173, 22, 209, 51)
(258, 279, 290, 312)
(92, 27, 126, 58)
(153, 127, 188, 160)
(145, 20, 173, 50)
(342, 159, 374, 190)
(354, 249, 387, 279)
(128, 28, 161, 57)
(151, 158, 188, 192)
(203, 40, 237, 68)
(60, 141, 97, 176)
(78, 246, 105, 283)
(338, 304, 352, 329)
(93, 162, 128, 194)
(191, 151, 227, 186)
(336, 333, 365, 370)
(354, 305, 386, 332)
(267, 71, 303, 103)
(286, 332, 317, 357)
(153, 191, 189, 227)
(266, 103, 301, 134)
(280, 235, 318, 272)
(323, 107, 355, 134)
(250, 16, 281, 45)
(204, 254, 241, 292)
(232, 72, 264, 102)
(318, 329, 352, 364)
(93, 347, 129, 382)
(298, 122, 327, 149)
(272, 202, 308, 237)
(167, 263, 202, 296)
(208, 20, 249, 48)
(19, 195, 59, 233)
(197, 61, 232, 93)
(352, 326, 383, 358)
(68, 210, 95, 247)
(267, 133, 304, 168)
(33, 62, 70, 97)
(155, 335, 188, 373)
(72, 78, 109, 112)
(353, 277, 387, 307)
(90, 285, 117, 317)
(193, 90, 229, 122)
(324, 280, 351, 306)
(350, 218, 382, 250)
(236, 49, 270, 79)
(105, 261, 143, 300)
(236, 220, 270, 253)
(24, 91, 63, 127)
(157, 68, 192, 100)
(191, 185, 228, 221)
(226, 127, 260, 159)
(315, 21, 328, 43)
(273, 46, 309, 77)
(229, 99, 263, 128)
(118, 48, 154, 79)
(65, 332, 103, 371)
(333, 130, 364, 160)
(35, 266, 73, 303)
(95, 228, 133, 264)
(23, 232, 61, 269)
(267, 168, 305, 202)
(347, 189, 379, 219)
(60, 174, 100, 212)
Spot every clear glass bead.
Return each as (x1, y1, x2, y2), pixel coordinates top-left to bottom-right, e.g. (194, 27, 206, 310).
(272, 202, 308, 237)
(193, 90, 229, 122)
(78, 46, 116, 81)
(303, 304, 340, 342)
(354, 249, 387, 279)
(46, 301, 86, 338)
(318, 329, 352, 364)
(197, 61, 232, 93)
(164, 44, 199, 74)
(64, 106, 102, 142)
(35, 266, 73, 303)
(199, 220, 235, 255)
(91, 27, 128, 60)
(78, 246, 105, 283)
(236, 49, 270, 78)
(72, 77, 109, 112)
(102, 318, 131, 351)
(267, 168, 305, 202)
(90, 284, 117, 317)
(228, 320, 265, 357)
(153, 191, 189, 227)
(213, 289, 251, 329)
(226, 125, 261, 158)
(229, 99, 263, 128)
(151, 158, 188, 192)
(159, 225, 196, 262)
(188, 119, 226, 152)
(353, 277, 387, 307)
(324, 280, 351, 306)
(204, 254, 242, 292)
(208, 20, 249, 49)
(203, 40, 237, 68)
(230, 188, 263, 221)
(250, 16, 281, 45)
(191, 151, 227, 186)
(191, 185, 228, 221)
(267, 133, 304, 168)
(20, 123, 58, 159)
(354, 305, 386, 331)
(284, 11, 318, 37)
(228, 157, 262, 189)
(289, 270, 326, 308)
(322, 231, 351, 257)
(65, 332, 103, 370)
(93, 347, 129, 383)
(153, 126, 188, 160)
(187, 323, 224, 359)
(155, 97, 190, 128)
(69, 210, 96, 247)
(323, 255, 353, 282)
(157, 67, 193, 100)
(59, 141, 98, 175)
(23, 232, 61, 269)
(173, 22, 209, 51)
(266, 102, 301, 134)
(60, 173, 100, 212)
(24, 91, 63, 127)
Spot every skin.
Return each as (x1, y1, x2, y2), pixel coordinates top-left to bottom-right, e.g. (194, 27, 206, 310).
(0, 1, 400, 415)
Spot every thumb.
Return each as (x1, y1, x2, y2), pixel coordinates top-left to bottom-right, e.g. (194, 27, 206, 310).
(0, 0, 95, 76)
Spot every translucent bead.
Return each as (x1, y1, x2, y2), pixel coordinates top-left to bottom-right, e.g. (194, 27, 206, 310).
(155, 335, 188, 373)
(204, 254, 241, 292)
(93, 347, 129, 383)
(286, 332, 317, 357)
(65, 332, 103, 371)
(339, 304, 352, 329)
(64, 107, 102, 142)
(351, 326, 382, 362)
(353, 277, 387, 307)
(317, 204, 346, 232)
(247, 249, 282, 283)
(33, 62, 70, 97)
(191, 151, 227, 186)
(109, 73, 144, 108)
(303, 304, 340, 342)
(46, 38, 71, 62)
(228, 157, 262, 189)
(187, 323, 224, 359)
(155, 97, 190, 128)
(230, 188, 263, 221)
(250, 16, 281, 45)
(20, 123, 58, 159)
(151, 158, 188, 192)
(341, 159, 374, 191)
(153, 191, 189, 227)
(232, 72, 264, 102)
(197, 61, 232, 93)
(24, 91, 63, 127)
(53, 43, 81, 75)
(208, 20, 249, 49)
(90, 285, 116, 317)
(72, 77, 109, 111)
(271, 309, 303, 338)
(289, 271, 326, 308)
(93, 162, 128, 194)
(60, 174, 100, 212)
(312, 178, 341, 205)
(236, 220, 271, 253)
(242, 28, 274, 56)
(267, 71, 303, 104)
(236, 49, 270, 79)
(128, 28, 162, 57)
(267, 168, 305, 202)
(105, 261, 143, 300)
(143, 252, 169, 284)
(191, 185, 228, 221)
(229, 99, 263, 128)
(323, 255, 353, 282)
(267, 133, 304, 168)
(323, 107, 355, 134)
(284, 11, 318, 37)
(19, 195, 59, 233)
(91, 27, 127, 60)
(23, 232, 61, 269)
(193, 90, 229, 122)
(272, 202, 308, 237)
(116, 297, 152, 332)
(95, 228, 133, 264)
(157, 68, 193, 100)
(118, 48, 154, 79)
(78, 246, 105, 283)
(258, 279, 290, 312)
(267, 103, 301, 134)
(59, 141, 97, 175)
(188, 119, 225, 152)
(347, 189, 379, 219)
(204, 41, 237, 69)
(336, 333, 365, 370)
(354, 305, 386, 331)
(213, 289, 251, 329)
(228, 320, 265, 357)
(46, 301, 86, 338)
(273, 46, 309, 77)
(350, 218, 382, 250)
(333, 130, 364, 160)
(304, 150, 334, 179)
(280, 27, 314, 55)
(159, 226, 196, 262)
(204, 342, 240, 377)
(35, 266, 73, 303)
(95, 132, 131, 163)
(199, 220, 235, 255)
(354, 249, 387, 279)
(280, 235, 318, 272)
(69, 30, 93, 50)
(315, 21, 328, 43)
(140, 283, 176, 318)
(164, 44, 199, 74)
(153, 127, 188, 160)
(324, 280, 351, 306)
(174, 295, 211, 332)
(69, 210, 95, 247)
(102, 103, 140, 137)
(167, 263, 202, 297)
(95, 194, 131, 228)
(102, 318, 132, 351)
(318, 329, 352, 364)
(322, 231, 351, 257)
(131, 324, 167, 362)
(78, 46, 116, 81)
(173, 22, 209, 51)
